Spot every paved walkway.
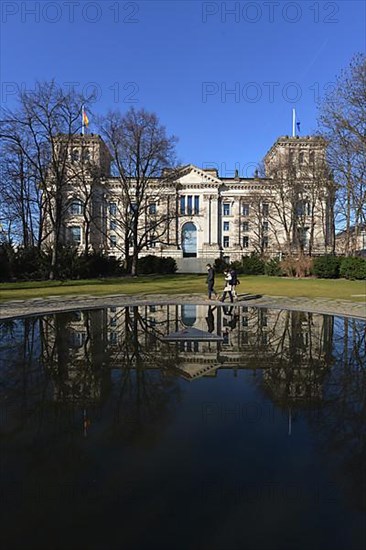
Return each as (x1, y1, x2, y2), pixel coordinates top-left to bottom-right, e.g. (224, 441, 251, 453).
(0, 293, 365, 321)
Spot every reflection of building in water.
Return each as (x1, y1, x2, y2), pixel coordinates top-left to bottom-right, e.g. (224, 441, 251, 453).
(261, 311, 333, 406)
(40, 305, 332, 405)
(41, 310, 110, 403)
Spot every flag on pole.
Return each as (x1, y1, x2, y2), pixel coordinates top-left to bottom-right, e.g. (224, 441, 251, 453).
(83, 109, 89, 128)
(81, 105, 89, 135)
(296, 121, 301, 134)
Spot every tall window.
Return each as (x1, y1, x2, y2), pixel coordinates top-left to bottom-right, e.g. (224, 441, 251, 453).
(109, 203, 117, 216)
(81, 149, 90, 162)
(71, 148, 79, 163)
(70, 199, 82, 215)
(309, 151, 315, 165)
(187, 195, 193, 215)
(180, 196, 185, 215)
(262, 203, 269, 216)
(260, 309, 268, 326)
(242, 203, 249, 216)
(223, 236, 230, 248)
(69, 331, 86, 348)
(242, 236, 249, 248)
(223, 203, 230, 216)
(262, 221, 269, 232)
(110, 235, 117, 248)
(110, 220, 117, 230)
(299, 151, 305, 165)
(242, 221, 249, 232)
(69, 226, 81, 245)
(297, 201, 311, 217)
(223, 221, 230, 232)
(149, 203, 157, 215)
(262, 236, 269, 249)
(298, 227, 309, 247)
(109, 332, 118, 345)
(194, 195, 200, 214)
(130, 203, 137, 213)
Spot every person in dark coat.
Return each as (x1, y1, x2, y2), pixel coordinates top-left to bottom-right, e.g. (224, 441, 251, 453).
(205, 305, 216, 332)
(230, 268, 239, 300)
(206, 264, 218, 300)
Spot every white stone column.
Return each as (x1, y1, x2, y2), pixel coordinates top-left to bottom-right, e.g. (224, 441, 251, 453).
(210, 193, 219, 246)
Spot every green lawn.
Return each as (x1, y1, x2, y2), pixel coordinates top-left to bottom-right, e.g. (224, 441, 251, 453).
(0, 275, 365, 302)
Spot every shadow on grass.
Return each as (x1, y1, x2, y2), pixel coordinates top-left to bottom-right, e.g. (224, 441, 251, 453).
(237, 293, 263, 301)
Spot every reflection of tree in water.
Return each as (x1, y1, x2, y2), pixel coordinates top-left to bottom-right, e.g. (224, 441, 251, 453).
(105, 306, 181, 447)
(307, 317, 366, 511)
(40, 310, 111, 406)
(251, 310, 332, 404)
(256, 312, 365, 511)
(0, 307, 182, 528)
(2, 307, 365, 508)
(0, 307, 182, 446)
(38, 306, 181, 447)
(0, 317, 44, 435)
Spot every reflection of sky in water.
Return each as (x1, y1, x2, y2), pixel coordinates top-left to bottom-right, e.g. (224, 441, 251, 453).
(0, 306, 365, 550)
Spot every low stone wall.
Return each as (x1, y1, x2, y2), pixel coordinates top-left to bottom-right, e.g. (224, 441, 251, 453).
(0, 294, 365, 321)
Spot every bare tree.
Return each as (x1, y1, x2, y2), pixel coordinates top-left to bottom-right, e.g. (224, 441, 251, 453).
(0, 81, 93, 278)
(260, 147, 334, 259)
(318, 53, 366, 255)
(98, 108, 178, 275)
(63, 150, 104, 256)
(0, 137, 42, 248)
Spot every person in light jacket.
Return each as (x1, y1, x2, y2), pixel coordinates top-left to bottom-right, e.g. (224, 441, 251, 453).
(220, 270, 234, 303)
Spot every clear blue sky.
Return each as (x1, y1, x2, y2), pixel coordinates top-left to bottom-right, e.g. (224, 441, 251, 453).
(1, 0, 365, 175)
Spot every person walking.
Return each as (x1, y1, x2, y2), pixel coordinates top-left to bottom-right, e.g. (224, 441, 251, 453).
(206, 264, 218, 300)
(220, 269, 234, 303)
(205, 305, 216, 333)
(230, 267, 240, 300)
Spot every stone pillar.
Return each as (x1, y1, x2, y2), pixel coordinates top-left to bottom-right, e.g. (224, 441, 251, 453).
(202, 192, 220, 259)
(211, 194, 219, 246)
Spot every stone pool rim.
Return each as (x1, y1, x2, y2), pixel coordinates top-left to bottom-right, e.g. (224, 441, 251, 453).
(0, 293, 365, 321)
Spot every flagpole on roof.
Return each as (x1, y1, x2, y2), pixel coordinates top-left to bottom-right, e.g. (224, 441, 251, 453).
(292, 108, 296, 137)
(81, 104, 85, 136)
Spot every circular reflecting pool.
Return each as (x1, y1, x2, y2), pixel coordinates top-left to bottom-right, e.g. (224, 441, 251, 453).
(0, 305, 365, 550)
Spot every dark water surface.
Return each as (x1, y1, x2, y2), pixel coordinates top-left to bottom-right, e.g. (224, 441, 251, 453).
(0, 305, 365, 550)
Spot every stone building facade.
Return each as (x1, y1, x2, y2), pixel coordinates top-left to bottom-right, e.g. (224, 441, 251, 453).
(335, 224, 366, 256)
(45, 134, 334, 271)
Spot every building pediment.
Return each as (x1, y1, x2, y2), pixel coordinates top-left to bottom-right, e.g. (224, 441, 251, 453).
(175, 165, 222, 186)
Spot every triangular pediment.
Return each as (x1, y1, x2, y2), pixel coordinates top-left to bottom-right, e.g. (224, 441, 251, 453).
(175, 164, 222, 186)
(173, 362, 221, 381)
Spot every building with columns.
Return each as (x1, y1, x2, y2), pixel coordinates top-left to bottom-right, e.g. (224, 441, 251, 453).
(45, 134, 334, 272)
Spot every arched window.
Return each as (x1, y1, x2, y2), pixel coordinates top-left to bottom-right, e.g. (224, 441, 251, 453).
(70, 199, 83, 215)
(182, 222, 197, 257)
(181, 304, 197, 327)
(69, 226, 81, 245)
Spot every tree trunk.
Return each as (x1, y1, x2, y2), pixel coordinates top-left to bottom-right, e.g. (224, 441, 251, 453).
(49, 241, 57, 280)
